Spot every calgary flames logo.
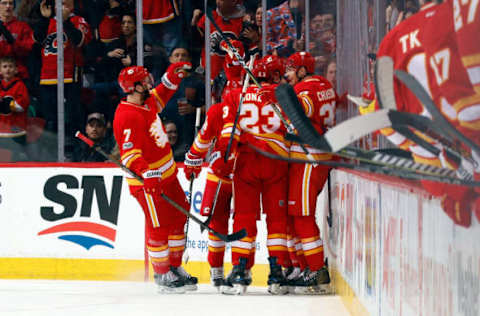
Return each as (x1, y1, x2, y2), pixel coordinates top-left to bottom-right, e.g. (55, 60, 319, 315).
(149, 117, 168, 148)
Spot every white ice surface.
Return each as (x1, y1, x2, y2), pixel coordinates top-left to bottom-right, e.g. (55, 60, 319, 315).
(0, 280, 350, 316)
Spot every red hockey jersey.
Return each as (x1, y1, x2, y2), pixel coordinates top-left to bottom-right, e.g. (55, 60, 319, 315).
(0, 17, 34, 80)
(39, 15, 91, 85)
(292, 76, 336, 161)
(190, 102, 226, 158)
(143, 0, 178, 24)
(448, 0, 480, 90)
(197, 11, 243, 80)
(113, 85, 178, 194)
(377, 2, 439, 115)
(219, 84, 290, 157)
(0, 77, 29, 137)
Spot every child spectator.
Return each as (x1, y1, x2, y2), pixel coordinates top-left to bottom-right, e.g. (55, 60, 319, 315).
(0, 56, 29, 161)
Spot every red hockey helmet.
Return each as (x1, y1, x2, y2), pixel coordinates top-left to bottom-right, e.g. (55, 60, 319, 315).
(263, 55, 285, 78)
(286, 51, 315, 74)
(118, 66, 150, 93)
(252, 59, 268, 80)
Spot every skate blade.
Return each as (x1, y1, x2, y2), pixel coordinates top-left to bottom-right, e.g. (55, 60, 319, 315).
(294, 284, 331, 295)
(184, 284, 198, 291)
(157, 286, 186, 294)
(268, 284, 288, 295)
(221, 284, 247, 295)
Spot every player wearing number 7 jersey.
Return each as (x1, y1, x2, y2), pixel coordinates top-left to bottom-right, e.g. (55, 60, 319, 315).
(113, 63, 198, 293)
(283, 51, 335, 294)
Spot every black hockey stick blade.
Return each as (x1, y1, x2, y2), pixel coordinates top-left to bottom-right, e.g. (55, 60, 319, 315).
(161, 193, 246, 242)
(394, 69, 480, 155)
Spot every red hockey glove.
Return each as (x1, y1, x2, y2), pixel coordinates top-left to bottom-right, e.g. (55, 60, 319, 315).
(161, 62, 192, 90)
(184, 151, 203, 180)
(209, 150, 234, 181)
(142, 169, 163, 194)
(258, 85, 277, 105)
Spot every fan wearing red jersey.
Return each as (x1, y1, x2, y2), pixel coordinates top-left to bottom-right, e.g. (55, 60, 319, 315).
(113, 62, 198, 294)
(214, 60, 290, 295)
(197, 0, 245, 81)
(283, 52, 334, 294)
(377, 0, 475, 227)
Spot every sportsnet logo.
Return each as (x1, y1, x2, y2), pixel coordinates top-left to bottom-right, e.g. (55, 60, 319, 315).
(38, 175, 123, 250)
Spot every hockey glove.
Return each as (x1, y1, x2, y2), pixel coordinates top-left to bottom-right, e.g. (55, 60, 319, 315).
(209, 150, 234, 181)
(184, 151, 203, 180)
(0, 97, 13, 114)
(142, 169, 163, 194)
(161, 62, 192, 90)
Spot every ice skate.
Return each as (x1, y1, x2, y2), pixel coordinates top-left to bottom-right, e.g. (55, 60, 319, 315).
(284, 267, 302, 293)
(210, 267, 225, 292)
(222, 257, 248, 295)
(294, 266, 331, 295)
(154, 270, 186, 294)
(170, 266, 198, 291)
(267, 257, 288, 295)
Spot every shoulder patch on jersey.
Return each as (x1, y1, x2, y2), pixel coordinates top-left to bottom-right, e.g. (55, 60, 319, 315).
(123, 142, 133, 150)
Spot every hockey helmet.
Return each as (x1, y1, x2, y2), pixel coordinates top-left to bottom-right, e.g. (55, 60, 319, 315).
(118, 66, 151, 93)
(263, 55, 285, 78)
(252, 59, 268, 80)
(286, 51, 315, 74)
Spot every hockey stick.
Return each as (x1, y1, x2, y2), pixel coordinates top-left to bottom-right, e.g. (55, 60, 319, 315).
(202, 55, 256, 232)
(394, 69, 480, 156)
(273, 85, 480, 184)
(75, 131, 247, 242)
(205, 8, 308, 154)
(246, 143, 480, 187)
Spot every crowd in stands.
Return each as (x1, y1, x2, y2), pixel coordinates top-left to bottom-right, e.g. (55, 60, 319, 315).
(0, 0, 337, 162)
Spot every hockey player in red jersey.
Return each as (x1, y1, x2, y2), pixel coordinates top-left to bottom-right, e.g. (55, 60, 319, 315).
(113, 62, 199, 293)
(283, 51, 335, 294)
(376, 0, 476, 227)
(214, 60, 290, 295)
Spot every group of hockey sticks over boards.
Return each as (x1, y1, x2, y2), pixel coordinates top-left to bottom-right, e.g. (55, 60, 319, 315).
(75, 131, 247, 242)
(272, 84, 480, 187)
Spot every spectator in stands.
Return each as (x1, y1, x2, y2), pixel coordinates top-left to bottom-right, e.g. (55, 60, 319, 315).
(325, 59, 336, 90)
(164, 119, 187, 162)
(72, 112, 117, 162)
(160, 44, 205, 149)
(0, 56, 29, 161)
(265, 1, 296, 56)
(0, 0, 34, 82)
(92, 12, 153, 119)
(33, 0, 92, 161)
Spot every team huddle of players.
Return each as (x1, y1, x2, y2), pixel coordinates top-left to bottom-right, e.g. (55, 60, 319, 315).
(110, 0, 480, 295)
(361, 0, 480, 227)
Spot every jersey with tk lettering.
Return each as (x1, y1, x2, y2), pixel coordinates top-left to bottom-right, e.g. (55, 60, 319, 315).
(113, 85, 177, 194)
(377, 2, 438, 115)
(40, 15, 91, 85)
(219, 84, 290, 157)
(292, 76, 336, 161)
